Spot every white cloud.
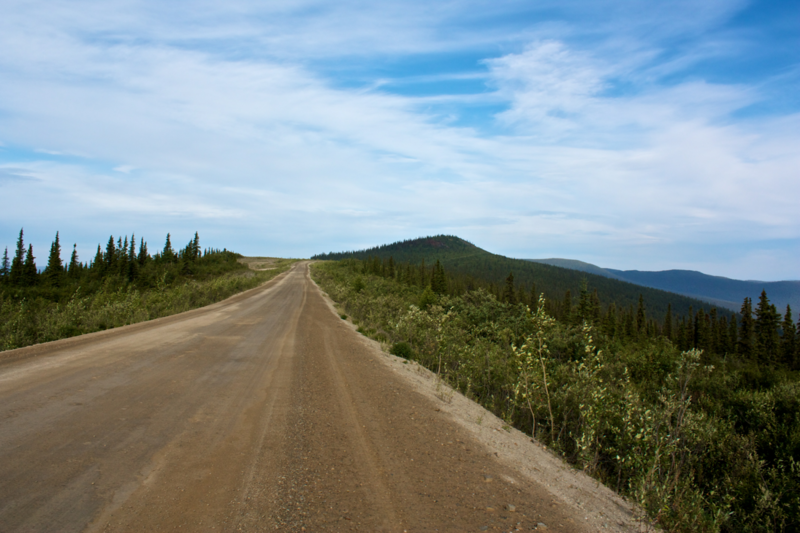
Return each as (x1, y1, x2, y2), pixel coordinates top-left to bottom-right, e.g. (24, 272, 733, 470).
(0, 0, 797, 280)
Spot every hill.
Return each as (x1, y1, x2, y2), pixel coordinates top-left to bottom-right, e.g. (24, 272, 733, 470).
(313, 236, 735, 323)
(526, 258, 798, 315)
(527, 258, 625, 281)
(604, 269, 800, 314)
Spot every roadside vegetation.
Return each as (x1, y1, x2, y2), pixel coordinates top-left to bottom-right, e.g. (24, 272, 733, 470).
(312, 257, 800, 533)
(0, 229, 294, 351)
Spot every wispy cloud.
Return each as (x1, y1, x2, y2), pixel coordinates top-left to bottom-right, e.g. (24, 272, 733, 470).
(0, 0, 797, 280)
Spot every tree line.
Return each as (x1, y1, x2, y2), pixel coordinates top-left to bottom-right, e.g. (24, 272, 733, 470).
(351, 254, 798, 371)
(314, 257, 800, 531)
(1, 228, 241, 301)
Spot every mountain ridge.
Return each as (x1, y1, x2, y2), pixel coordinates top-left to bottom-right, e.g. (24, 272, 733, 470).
(527, 258, 799, 315)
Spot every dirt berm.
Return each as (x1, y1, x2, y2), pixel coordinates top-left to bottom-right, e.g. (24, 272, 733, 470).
(0, 261, 640, 532)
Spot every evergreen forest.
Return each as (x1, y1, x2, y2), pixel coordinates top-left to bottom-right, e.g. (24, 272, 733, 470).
(311, 240, 800, 532)
(312, 235, 740, 325)
(0, 228, 292, 351)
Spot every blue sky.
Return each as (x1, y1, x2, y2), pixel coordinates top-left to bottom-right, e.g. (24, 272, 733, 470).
(0, 0, 798, 280)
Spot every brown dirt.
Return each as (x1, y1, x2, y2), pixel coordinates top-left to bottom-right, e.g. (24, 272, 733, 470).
(0, 262, 641, 532)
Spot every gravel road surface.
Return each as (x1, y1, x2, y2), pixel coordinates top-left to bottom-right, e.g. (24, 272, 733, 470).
(0, 262, 632, 532)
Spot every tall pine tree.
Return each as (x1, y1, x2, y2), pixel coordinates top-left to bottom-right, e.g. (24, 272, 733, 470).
(43, 231, 64, 286)
(162, 233, 176, 263)
(664, 303, 673, 340)
(754, 290, 780, 364)
(502, 272, 516, 304)
(192, 232, 200, 261)
(636, 294, 646, 336)
(431, 260, 448, 295)
(562, 289, 573, 323)
(780, 305, 796, 369)
(68, 244, 80, 278)
(9, 228, 26, 286)
(728, 314, 738, 355)
(738, 298, 755, 360)
(1, 247, 9, 281)
(23, 244, 37, 286)
(137, 237, 148, 266)
(105, 236, 116, 270)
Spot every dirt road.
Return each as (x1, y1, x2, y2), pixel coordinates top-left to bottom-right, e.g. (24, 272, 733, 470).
(0, 262, 635, 532)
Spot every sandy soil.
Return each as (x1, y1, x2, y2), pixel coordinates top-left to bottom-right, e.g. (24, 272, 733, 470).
(0, 262, 642, 532)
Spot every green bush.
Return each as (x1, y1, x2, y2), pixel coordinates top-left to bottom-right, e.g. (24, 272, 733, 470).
(390, 341, 415, 359)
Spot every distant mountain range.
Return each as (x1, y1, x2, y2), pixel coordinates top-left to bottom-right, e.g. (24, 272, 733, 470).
(527, 259, 800, 315)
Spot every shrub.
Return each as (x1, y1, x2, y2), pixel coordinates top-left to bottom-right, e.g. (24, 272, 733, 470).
(390, 341, 415, 359)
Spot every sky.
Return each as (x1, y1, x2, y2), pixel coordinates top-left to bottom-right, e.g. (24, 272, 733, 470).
(0, 0, 798, 281)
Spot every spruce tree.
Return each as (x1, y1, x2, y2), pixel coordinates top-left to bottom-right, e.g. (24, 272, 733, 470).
(162, 234, 175, 263)
(137, 238, 148, 266)
(738, 298, 755, 360)
(387, 256, 395, 279)
(68, 244, 79, 278)
(694, 310, 709, 351)
(562, 289, 572, 323)
(192, 232, 200, 261)
(576, 279, 591, 323)
(623, 305, 634, 338)
(431, 260, 447, 295)
(780, 305, 796, 368)
(677, 319, 687, 350)
(126, 234, 138, 281)
(43, 231, 64, 286)
(636, 294, 646, 336)
(796, 314, 800, 371)
(121, 236, 129, 266)
(23, 244, 37, 286)
(718, 316, 728, 353)
(10, 228, 25, 286)
(727, 313, 738, 355)
(1, 247, 9, 281)
(502, 272, 516, 304)
(590, 289, 601, 323)
(604, 303, 617, 338)
(709, 308, 719, 354)
(664, 303, 673, 340)
(92, 244, 104, 276)
(105, 236, 116, 270)
(755, 290, 780, 364)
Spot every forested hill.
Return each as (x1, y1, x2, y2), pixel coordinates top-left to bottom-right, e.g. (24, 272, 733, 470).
(605, 269, 800, 314)
(313, 235, 734, 323)
(314, 235, 483, 264)
(527, 258, 799, 314)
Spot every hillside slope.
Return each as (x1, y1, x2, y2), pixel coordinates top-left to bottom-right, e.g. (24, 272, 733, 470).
(314, 236, 735, 322)
(527, 258, 625, 281)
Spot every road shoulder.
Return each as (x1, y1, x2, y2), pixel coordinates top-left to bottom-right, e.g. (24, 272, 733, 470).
(310, 274, 642, 533)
